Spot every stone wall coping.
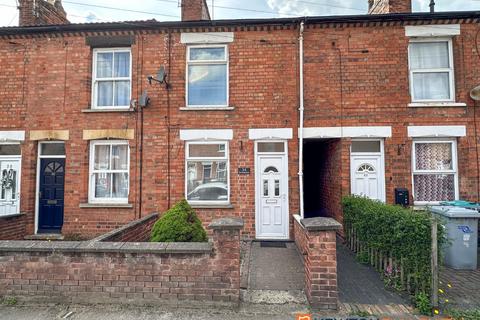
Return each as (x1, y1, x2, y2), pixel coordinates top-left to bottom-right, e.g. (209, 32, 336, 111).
(0, 240, 212, 254)
(301, 217, 342, 231)
(93, 212, 159, 242)
(208, 217, 244, 230)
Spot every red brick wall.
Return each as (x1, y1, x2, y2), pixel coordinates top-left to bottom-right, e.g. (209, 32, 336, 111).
(294, 218, 338, 310)
(0, 225, 241, 306)
(303, 23, 480, 207)
(94, 212, 158, 242)
(18, 0, 69, 26)
(0, 19, 479, 240)
(0, 215, 26, 240)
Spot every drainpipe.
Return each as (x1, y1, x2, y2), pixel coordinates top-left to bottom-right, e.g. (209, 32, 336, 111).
(298, 20, 305, 218)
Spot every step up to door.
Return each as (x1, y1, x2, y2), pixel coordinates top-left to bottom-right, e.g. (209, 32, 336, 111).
(24, 234, 64, 241)
(241, 289, 308, 305)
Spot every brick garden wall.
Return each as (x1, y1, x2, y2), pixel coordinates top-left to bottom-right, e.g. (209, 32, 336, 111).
(0, 215, 26, 240)
(93, 212, 159, 242)
(0, 217, 242, 307)
(294, 216, 341, 310)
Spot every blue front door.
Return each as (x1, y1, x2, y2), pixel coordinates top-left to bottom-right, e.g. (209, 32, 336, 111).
(38, 158, 65, 233)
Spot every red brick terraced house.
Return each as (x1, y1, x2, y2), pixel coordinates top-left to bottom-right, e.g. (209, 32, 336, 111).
(0, 0, 480, 241)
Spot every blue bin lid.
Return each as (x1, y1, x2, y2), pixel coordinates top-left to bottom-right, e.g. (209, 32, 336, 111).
(439, 200, 480, 209)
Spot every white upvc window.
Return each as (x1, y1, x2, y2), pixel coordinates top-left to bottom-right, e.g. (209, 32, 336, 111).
(89, 140, 130, 204)
(92, 48, 132, 109)
(185, 141, 229, 205)
(412, 139, 458, 205)
(186, 45, 229, 107)
(408, 38, 455, 102)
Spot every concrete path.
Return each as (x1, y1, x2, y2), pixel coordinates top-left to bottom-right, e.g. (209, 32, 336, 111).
(248, 241, 305, 291)
(241, 241, 308, 305)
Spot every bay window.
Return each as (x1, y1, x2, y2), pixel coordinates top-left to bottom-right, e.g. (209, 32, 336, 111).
(89, 141, 129, 203)
(186, 45, 228, 107)
(186, 141, 229, 204)
(92, 48, 131, 109)
(412, 140, 458, 204)
(408, 39, 454, 102)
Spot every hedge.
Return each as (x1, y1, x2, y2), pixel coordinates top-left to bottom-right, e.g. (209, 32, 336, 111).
(342, 195, 445, 299)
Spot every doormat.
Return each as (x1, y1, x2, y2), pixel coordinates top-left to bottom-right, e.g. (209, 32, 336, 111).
(260, 241, 287, 248)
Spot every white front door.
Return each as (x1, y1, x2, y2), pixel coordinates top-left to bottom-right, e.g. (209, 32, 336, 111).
(256, 154, 289, 239)
(0, 159, 21, 215)
(350, 155, 385, 202)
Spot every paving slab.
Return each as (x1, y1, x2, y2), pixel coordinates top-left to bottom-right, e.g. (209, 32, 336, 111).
(248, 241, 305, 291)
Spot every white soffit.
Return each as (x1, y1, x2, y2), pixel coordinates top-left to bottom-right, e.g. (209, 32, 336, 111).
(408, 126, 466, 138)
(0, 131, 25, 142)
(405, 24, 460, 37)
(181, 32, 234, 44)
(343, 126, 392, 138)
(302, 126, 391, 139)
(249, 128, 293, 140)
(303, 127, 342, 139)
(180, 129, 233, 141)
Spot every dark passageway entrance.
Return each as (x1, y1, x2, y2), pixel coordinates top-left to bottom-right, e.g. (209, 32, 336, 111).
(303, 139, 343, 219)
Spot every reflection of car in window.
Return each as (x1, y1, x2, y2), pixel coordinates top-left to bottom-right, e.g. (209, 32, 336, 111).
(188, 182, 228, 201)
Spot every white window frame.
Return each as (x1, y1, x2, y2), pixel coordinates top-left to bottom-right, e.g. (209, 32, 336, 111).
(411, 139, 459, 205)
(185, 141, 230, 205)
(88, 140, 130, 204)
(186, 44, 229, 108)
(91, 48, 132, 110)
(408, 38, 455, 103)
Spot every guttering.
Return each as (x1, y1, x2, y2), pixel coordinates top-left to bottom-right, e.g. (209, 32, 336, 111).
(1, 11, 480, 36)
(298, 20, 305, 219)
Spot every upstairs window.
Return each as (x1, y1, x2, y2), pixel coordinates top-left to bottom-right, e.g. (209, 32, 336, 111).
(92, 48, 131, 109)
(187, 45, 228, 107)
(408, 39, 454, 102)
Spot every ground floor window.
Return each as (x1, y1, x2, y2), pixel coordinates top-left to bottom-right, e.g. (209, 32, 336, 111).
(185, 141, 229, 204)
(89, 140, 129, 203)
(412, 140, 458, 204)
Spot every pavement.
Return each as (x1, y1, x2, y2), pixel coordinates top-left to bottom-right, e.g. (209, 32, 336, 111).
(0, 304, 311, 320)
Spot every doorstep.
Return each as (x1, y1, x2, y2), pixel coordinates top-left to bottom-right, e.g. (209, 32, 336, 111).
(24, 234, 64, 241)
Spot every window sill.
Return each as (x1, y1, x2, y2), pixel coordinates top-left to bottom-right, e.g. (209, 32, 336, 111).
(82, 108, 135, 113)
(179, 106, 235, 111)
(408, 102, 467, 108)
(190, 204, 234, 209)
(79, 203, 133, 209)
(0, 212, 25, 220)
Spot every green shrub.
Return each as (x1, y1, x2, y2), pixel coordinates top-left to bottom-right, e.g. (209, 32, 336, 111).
(415, 292, 432, 316)
(447, 309, 480, 320)
(150, 199, 207, 242)
(342, 196, 445, 299)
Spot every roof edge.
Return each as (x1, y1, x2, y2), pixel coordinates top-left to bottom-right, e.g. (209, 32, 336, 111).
(1, 11, 479, 36)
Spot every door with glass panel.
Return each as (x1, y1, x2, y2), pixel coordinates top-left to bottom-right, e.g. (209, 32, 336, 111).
(350, 140, 386, 202)
(38, 143, 66, 233)
(0, 158, 21, 216)
(255, 142, 289, 240)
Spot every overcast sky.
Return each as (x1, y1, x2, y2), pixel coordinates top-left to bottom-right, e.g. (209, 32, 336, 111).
(0, 0, 479, 26)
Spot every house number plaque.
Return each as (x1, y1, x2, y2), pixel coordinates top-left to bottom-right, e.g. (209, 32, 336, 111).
(238, 168, 251, 175)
